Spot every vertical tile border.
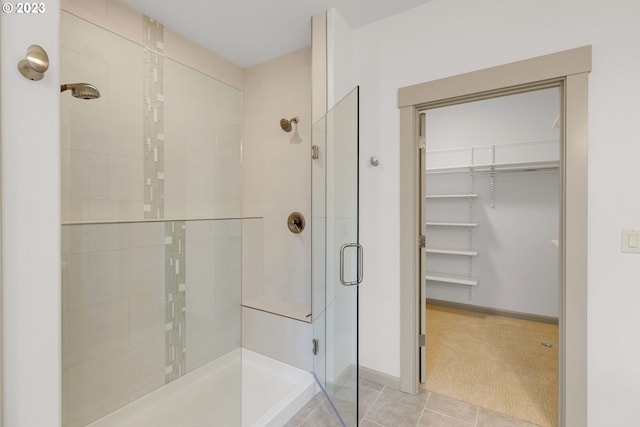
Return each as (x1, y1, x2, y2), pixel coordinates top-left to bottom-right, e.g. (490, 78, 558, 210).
(143, 16, 165, 220)
(164, 221, 186, 382)
(142, 17, 188, 384)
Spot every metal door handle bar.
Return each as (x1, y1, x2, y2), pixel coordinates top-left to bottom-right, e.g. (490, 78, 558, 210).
(340, 243, 364, 286)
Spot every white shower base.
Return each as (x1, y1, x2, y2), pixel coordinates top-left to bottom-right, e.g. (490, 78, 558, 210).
(88, 349, 316, 427)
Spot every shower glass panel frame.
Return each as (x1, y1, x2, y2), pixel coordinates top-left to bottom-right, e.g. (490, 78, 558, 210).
(312, 87, 360, 426)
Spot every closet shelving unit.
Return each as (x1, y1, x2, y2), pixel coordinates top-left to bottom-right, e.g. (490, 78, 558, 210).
(425, 272, 478, 286)
(424, 209, 479, 286)
(425, 139, 559, 173)
(424, 139, 559, 288)
(424, 150, 479, 288)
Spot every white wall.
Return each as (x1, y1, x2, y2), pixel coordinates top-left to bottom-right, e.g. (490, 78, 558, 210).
(329, 0, 640, 424)
(1, 2, 62, 426)
(326, 9, 353, 108)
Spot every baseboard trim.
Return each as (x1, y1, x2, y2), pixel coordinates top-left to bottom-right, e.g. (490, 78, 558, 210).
(359, 366, 401, 390)
(426, 298, 559, 325)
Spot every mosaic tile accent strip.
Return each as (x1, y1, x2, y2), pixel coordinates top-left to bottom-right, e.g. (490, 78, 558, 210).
(143, 16, 165, 220)
(164, 221, 187, 383)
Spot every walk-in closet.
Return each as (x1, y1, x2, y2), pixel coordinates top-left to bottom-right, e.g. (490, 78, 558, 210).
(421, 87, 560, 427)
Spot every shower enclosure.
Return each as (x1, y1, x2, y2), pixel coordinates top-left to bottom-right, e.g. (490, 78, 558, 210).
(59, 10, 316, 427)
(60, 5, 361, 427)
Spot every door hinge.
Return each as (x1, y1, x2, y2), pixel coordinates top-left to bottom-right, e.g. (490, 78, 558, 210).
(311, 145, 319, 159)
(419, 334, 426, 347)
(419, 113, 426, 149)
(419, 235, 425, 248)
(312, 338, 319, 355)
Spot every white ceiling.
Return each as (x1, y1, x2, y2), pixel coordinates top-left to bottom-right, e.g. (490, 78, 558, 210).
(120, 0, 432, 68)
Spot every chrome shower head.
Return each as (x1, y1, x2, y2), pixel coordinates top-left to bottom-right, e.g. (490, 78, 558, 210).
(60, 83, 101, 100)
(280, 116, 299, 133)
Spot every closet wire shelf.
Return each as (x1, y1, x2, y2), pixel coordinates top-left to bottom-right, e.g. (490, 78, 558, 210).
(424, 139, 560, 175)
(425, 272, 478, 286)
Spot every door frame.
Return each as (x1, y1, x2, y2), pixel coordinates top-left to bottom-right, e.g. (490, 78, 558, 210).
(398, 46, 590, 427)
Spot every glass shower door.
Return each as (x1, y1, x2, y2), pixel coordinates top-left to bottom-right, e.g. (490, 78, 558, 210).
(311, 87, 361, 426)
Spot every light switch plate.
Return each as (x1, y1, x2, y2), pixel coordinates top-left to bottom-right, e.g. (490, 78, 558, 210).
(622, 229, 640, 253)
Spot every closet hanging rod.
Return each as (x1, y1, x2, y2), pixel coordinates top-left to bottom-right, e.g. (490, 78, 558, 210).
(473, 165, 559, 175)
(425, 160, 559, 175)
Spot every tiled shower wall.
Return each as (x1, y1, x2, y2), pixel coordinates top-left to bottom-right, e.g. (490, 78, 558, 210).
(62, 223, 166, 426)
(60, 1, 244, 426)
(62, 220, 242, 426)
(242, 48, 312, 308)
(60, 10, 145, 221)
(60, 9, 243, 222)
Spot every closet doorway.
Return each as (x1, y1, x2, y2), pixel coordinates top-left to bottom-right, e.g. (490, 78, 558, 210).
(398, 46, 590, 427)
(419, 87, 561, 426)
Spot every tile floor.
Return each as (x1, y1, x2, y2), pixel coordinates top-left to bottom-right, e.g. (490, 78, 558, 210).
(286, 379, 541, 427)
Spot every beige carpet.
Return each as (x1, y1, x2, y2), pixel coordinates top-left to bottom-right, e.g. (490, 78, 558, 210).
(425, 304, 558, 427)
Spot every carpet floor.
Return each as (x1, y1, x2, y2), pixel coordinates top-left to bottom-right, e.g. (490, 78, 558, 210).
(425, 303, 558, 427)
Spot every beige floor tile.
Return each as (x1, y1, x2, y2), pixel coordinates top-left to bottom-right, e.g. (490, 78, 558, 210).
(289, 379, 544, 427)
(419, 409, 474, 427)
(426, 392, 478, 425)
(300, 398, 343, 427)
(360, 377, 385, 392)
(358, 385, 381, 420)
(365, 387, 430, 427)
(284, 392, 322, 426)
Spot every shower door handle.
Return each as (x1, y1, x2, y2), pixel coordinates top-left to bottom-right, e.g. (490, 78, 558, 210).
(340, 243, 363, 286)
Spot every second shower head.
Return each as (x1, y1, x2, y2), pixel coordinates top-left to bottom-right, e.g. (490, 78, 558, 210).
(61, 83, 101, 100)
(280, 117, 299, 133)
